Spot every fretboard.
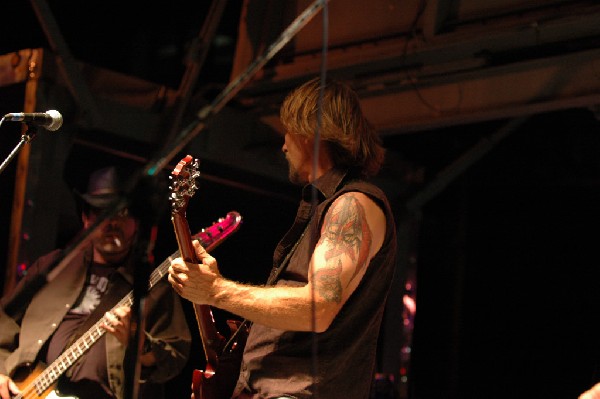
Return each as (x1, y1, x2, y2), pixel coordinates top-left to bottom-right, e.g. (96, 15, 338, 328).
(21, 250, 178, 397)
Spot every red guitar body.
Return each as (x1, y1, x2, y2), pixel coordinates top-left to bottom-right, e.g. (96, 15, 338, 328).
(170, 155, 248, 399)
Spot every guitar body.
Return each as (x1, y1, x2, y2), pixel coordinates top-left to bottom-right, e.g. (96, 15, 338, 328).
(170, 155, 248, 399)
(13, 362, 57, 399)
(12, 363, 77, 399)
(192, 368, 217, 399)
(192, 319, 249, 399)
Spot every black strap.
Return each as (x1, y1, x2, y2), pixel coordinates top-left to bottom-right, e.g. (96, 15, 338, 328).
(266, 223, 310, 285)
(223, 223, 310, 352)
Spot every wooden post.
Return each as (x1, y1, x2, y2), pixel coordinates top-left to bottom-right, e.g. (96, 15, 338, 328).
(3, 49, 43, 296)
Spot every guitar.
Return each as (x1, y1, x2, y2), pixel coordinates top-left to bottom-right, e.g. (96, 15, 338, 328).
(170, 155, 248, 399)
(11, 211, 242, 399)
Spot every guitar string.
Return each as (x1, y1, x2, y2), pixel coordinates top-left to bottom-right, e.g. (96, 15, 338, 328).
(22, 215, 238, 396)
(307, 3, 328, 397)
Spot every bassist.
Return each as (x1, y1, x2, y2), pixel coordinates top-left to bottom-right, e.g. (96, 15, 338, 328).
(0, 166, 191, 399)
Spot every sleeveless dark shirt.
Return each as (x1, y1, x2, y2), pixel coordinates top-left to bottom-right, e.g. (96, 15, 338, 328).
(234, 168, 397, 399)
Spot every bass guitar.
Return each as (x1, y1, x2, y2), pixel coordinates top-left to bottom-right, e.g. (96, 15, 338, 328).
(170, 155, 248, 399)
(11, 211, 242, 399)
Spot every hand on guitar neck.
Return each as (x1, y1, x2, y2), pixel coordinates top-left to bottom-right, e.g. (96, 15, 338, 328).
(169, 155, 247, 399)
(0, 373, 19, 399)
(169, 240, 220, 305)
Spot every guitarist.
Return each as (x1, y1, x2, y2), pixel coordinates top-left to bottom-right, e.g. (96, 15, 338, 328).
(168, 77, 398, 399)
(0, 165, 191, 399)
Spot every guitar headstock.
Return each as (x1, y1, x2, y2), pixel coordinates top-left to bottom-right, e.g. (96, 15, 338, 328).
(169, 155, 200, 216)
(193, 211, 243, 252)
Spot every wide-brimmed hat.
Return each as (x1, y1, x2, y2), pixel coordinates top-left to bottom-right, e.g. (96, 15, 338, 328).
(75, 166, 124, 209)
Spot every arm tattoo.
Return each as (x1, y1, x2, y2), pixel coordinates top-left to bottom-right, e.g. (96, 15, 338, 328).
(314, 260, 343, 302)
(315, 194, 372, 302)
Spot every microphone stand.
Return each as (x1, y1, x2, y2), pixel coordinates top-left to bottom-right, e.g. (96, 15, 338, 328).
(122, 172, 166, 399)
(0, 124, 37, 175)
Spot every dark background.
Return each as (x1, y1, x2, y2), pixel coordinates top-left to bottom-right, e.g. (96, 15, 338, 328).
(408, 110, 600, 398)
(1, 1, 600, 399)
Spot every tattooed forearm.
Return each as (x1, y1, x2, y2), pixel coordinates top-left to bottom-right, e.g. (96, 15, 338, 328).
(319, 194, 372, 285)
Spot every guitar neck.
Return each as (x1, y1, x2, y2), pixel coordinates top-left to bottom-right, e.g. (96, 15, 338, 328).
(172, 214, 224, 367)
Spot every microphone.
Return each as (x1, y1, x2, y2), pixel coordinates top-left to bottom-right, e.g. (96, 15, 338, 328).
(3, 110, 63, 131)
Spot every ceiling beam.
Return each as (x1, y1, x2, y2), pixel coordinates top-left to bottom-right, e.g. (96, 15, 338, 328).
(29, 0, 103, 127)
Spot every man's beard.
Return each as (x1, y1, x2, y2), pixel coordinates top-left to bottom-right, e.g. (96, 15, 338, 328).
(287, 163, 306, 185)
(94, 228, 135, 263)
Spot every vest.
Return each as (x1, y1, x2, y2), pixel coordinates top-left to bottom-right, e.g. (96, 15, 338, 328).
(235, 168, 397, 398)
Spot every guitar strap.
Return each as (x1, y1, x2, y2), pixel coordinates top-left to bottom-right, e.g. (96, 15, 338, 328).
(266, 222, 310, 286)
(224, 222, 310, 351)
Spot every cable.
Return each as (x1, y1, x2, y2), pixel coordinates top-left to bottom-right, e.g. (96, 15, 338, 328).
(310, 1, 329, 397)
(401, 0, 463, 115)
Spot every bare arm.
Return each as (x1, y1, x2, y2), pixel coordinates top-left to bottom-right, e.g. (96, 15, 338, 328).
(168, 192, 385, 332)
(580, 382, 600, 399)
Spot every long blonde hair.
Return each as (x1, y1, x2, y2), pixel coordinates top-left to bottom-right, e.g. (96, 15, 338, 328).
(280, 77, 385, 177)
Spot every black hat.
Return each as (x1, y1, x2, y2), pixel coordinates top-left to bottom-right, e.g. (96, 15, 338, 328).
(75, 166, 124, 209)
